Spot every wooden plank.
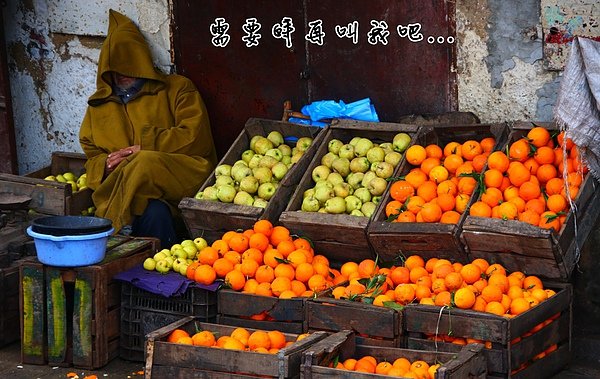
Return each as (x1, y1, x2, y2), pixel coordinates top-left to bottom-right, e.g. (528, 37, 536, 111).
(217, 315, 305, 335)
(20, 262, 47, 364)
(72, 274, 94, 368)
(45, 268, 68, 366)
(218, 289, 305, 322)
(306, 298, 401, 342)
(0, 263, 21, 346)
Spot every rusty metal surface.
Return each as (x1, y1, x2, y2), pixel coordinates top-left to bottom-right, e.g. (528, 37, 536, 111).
(0, 6, 18, 174)
(172, 0, 456, 159)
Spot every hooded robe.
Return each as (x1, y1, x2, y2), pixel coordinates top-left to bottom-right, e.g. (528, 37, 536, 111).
(79, 9, 217, 233)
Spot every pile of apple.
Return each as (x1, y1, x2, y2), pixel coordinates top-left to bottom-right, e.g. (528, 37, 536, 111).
(44, 171, 88, 193)
(143, 237, 209, 275)
(195, 131, 314, 207)
(300, 133, 412, 216)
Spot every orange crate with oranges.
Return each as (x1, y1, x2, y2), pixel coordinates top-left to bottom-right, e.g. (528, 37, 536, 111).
(460, 121, 600, 281)
(404, 282, 572, 378)
(279, 119, 420, 266)
(367, 123, 510, 266)
(301, 330, 487, 378)
(144, 316, 328, 378)
(217, 289, 307, 334)
(179, 118, 324, 244)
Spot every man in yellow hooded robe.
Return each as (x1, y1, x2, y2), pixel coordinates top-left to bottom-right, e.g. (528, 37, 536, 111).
(79, 9, 217, 248)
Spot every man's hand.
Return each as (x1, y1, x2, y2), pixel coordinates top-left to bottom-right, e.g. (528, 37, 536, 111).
(105, 145, 141, 173)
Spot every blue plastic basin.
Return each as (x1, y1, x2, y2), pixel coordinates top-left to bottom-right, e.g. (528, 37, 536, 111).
(27, 226, 114, 267)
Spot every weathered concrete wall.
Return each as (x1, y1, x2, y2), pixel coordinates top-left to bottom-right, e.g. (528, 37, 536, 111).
(456, 0, 561, 124)
(2, 0, 170, 174)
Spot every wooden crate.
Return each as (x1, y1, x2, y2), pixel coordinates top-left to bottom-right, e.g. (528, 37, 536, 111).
(217, 289, 306, 334)
(368, 123, 510, 265)
(405, 283, 572, 378)
(20, 236, 157, 369)
(301, 330, 487, 378)
(144, 316, 328, 378)
(179, 118, 324, 243)
(0, 151, 93, 216)
(279, 119, 420, 265)
(460, 122, 600, 281)
(305, 296, 403, 347)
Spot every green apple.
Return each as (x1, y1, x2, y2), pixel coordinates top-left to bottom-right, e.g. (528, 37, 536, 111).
(281, 155, 292, 166)
(367, 177, 388, 196)
(143, 257, 157, 271)
(350, 157, 370, 173)
(257, 182, 277, 200)
(153, 251, 168, 261)
(253, 197, 269, 208)
(55, 174, 67, 183)
(278, 144, 292, 156)
(374, 162, 395, 179)
(385, 151, 403, 167)
(231, 165, 253, 183)
(303, 188, 316, 199)
(271, 162, 289, 181)
(361, 201, 377, 218)
(241, 149, 255, 163)
(234, 190, 255, 206)
(290, 152, 304, 165)
(367, 146, 386, 163)
(200, 186, 219, 201)
(321, 152, 338, 168)
(215, 175, 235, 188)
(253, 137, 274, 155)
(338, 144, 355, 160)
(179, 262, 190, 276)
(217, 184, 237, 203)
(333, 182, 353, 198)
(239, 176, 259, 194)
(328, 139, 344, 155)
(249, 135, 263, 151)
(63, 172, 77, 182)
(301, 196, 320, 212)
(155, 259, 171, 274)
(258, 155, 278, 169)
(325, 196, 347, 214)
(350, 209, 365, 217)
(331, 157, 350, 177)
(163, 256, 175, 268)
(267, 131, 285, 147)
(354, 187, 372, 203)
(345, 195, 363, 213)
(346, 172, 365, 190)
(215, 164, 232, 177)
(265, 148, 283, 162)
(326, 172, 345, 186)
(312, 165, 331, 182)
(314, 185, 335, 205)
(253, 166, 273, 184)
(349, 136, 362, 146)
(172, 257, 186, 273)
(295, 137, 313, 153)
(354, 138, 374, 157)
(361, 171, 377, 188)
(182, 245, 198, 259)
(173, 248, 188, 260)
(193, 237, 208, 251)
(393, 132, 412, 153)
(44, 175, 56, 181)
(248, 154, 263, 169)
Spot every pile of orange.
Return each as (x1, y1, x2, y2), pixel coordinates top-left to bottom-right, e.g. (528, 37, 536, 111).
(332, 354, 440, 377)
(166, 325, 308, 354)
(186, 220, 340, 299)
(467, 127, 587, 231)
(386, 135, 496, 224)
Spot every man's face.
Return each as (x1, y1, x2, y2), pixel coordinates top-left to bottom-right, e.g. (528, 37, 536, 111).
(113, 72, 136, 90)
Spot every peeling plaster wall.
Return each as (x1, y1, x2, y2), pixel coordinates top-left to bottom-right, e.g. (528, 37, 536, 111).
(456, 0, 561, 124)
(2, 0, 171, 174)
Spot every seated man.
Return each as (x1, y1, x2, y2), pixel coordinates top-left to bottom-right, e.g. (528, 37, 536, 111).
(79, 9, 217, 248)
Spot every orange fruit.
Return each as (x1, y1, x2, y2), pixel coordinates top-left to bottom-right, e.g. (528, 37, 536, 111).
(420, 202, 442, 222)
(480, 137, 496, 152)
(389, 180, 415, 202)
(248, 330, 271, 350)
(194, 264, 217, 286)
(270, 225, 291, 247)
(168, 329, 190, 343)
(212, 239, 230, 255)
(224, 269, 246, 291)
(527, 126, 551, 148)
(460, 263, 482, 284)
(454, 287, 476, 309)
(443, 141, 462, 157)
(462, 140, 483, 160)
(417, 181, 438, 202)
(406, 145, 427, 165)
(267, 330, 287, 349)
(358, 259, 378, 277)
(394, 284, 416, 304)
(425, 144, 444, 159)
(255, 264, 275, 284)
(405, 169, 428, 189)
(486, 151, 510, 173)
(508, 138, 531, 162)
(192, 330, 216, 347)
(253, 219, 274, 236)
(469, 201, 492, 218)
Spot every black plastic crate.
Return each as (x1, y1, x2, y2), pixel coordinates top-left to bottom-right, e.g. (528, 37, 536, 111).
(119, 282, 218, 362)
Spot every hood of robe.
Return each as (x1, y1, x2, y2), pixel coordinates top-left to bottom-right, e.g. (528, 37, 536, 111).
(88, 9, 165, 106)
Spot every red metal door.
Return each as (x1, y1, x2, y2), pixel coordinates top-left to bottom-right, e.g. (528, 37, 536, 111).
(172, 1, 456, 159)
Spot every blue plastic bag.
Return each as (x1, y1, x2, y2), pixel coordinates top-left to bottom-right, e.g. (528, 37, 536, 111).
(299, 98, 379, 123)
